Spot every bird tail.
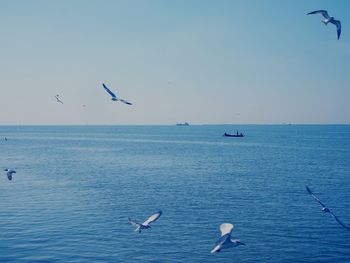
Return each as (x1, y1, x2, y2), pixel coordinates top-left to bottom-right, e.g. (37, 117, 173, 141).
(322, 20, 328, 25)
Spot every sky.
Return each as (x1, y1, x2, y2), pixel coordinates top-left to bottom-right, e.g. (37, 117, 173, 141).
(1, 0, 350, 125)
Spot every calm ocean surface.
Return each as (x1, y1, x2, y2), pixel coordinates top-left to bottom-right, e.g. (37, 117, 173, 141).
(0, 125, 350, 262)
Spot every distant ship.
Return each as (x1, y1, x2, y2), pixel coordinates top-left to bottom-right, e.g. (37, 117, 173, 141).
(176, 122, 190, 126)
(223, 131, 244, 137)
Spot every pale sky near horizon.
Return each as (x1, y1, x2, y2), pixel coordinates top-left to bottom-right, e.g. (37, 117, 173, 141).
(1, 0, 350, 125)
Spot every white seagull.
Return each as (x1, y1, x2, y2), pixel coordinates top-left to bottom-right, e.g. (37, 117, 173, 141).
(4, 169, 16, 181)
(306, 186, 350, 230)
(307, 10, 341, 40)
(128, 210, 162, 233)
(102, 83, 132, 105)
(54, 94, 64, 104)
(211, 223, 245, 253)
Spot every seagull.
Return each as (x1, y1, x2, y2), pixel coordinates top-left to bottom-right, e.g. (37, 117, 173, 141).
(211, 223, 245, 253)
(4, 169, 16, 181)
(54, 94, 64, 104)
(307, 10, 341, 40)
(102, 83, 132, 105)
(128, 210, 162, 233)
(306, 186, 350, 230)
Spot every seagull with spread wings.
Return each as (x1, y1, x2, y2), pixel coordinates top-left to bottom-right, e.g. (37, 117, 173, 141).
(54, 94, 64, 104)
(102, 83, 132, 105)
(211, 223, 245, 253)
(4, 169, 16, 181)
(307, 10, 341, 40)
(306, 186, 350, 230)
(128, 210, 162, 233)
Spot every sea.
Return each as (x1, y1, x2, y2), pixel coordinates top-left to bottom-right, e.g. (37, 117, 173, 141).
(0, 125, 349, 263)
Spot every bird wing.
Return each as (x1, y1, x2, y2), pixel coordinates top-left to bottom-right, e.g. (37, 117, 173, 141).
(143, 210, 162, 225)
(330, 20, 341, 39)
(210, 244, 222, 253)
(306, 186, 327, 208)
(128, 217, 141, 228)
(220, 223, 234, 236)
(307, 10, 330, 19)
(102, 83, 117, 99)
(329, 211, 350, 231)
(119, 99, 133, 105)
(211, 233, 230, 253)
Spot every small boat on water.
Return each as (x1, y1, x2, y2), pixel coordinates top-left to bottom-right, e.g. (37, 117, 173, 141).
(223, 132, 244, 137)
(176, 122, 189, 126)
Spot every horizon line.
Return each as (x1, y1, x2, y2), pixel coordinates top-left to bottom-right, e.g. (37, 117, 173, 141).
(0, 123, 350, 126)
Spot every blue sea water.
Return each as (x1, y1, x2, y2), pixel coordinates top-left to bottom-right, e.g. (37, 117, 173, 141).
(0, 125, 350, 263)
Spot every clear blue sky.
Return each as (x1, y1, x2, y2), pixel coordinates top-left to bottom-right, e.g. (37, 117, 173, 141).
(1, 0, 349, 125)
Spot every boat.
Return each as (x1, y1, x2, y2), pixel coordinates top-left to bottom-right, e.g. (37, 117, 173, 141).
(223, 132, 244, 137)
(176, 122, 189, 126)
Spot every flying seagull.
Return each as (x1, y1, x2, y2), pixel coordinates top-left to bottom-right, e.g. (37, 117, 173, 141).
(211, 223, 245, 253)
(54, 95, 64, 104)
(128, 210, 162, 233)
(306, 186, 350, 230)
(4, 169, 16, 181)
(102, 83, 132, 105)
(307, 10, 341, 40)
